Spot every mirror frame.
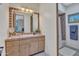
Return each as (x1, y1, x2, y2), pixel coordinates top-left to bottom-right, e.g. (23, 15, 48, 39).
(31, 12, 40, 33)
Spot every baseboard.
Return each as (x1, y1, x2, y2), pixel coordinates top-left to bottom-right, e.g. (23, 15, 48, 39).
(30, 50, 44, 56)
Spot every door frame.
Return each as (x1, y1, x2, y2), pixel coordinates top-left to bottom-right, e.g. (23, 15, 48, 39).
(56, 3, 66, 56)
(56, 3, 59, 56)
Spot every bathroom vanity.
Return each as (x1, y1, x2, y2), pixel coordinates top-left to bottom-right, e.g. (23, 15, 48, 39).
(5, 34, 45, 56)
(5, 7, 45, 56)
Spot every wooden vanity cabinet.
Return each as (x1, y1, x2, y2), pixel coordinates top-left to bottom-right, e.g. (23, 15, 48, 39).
(19, 39, 30, 56)
(5, 35, 45, 56)
(5, 40, 19, 56)
(38, 37, 45, 52)
(29, 38, 38, 55)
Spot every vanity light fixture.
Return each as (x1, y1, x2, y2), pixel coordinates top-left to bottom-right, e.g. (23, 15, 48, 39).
(20, 7, 34, 13)
(21, 8, 25, 11)
(26, 9, 29, 12)
(29, 9, 33, 13)
(25, 9, 33, 13)
(12, 7, 34, 13)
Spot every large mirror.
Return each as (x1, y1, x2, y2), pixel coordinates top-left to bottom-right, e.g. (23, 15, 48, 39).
(15, 14, 24, 33)
(14, 12, 32, 33)
(9, 7, 40, 35)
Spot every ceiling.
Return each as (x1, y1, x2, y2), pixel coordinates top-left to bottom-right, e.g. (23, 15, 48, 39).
(62, 3, 72, 7)
(58, 3, 76, 14)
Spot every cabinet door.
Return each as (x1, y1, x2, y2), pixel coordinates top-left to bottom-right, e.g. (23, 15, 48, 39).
(19, 39, 30, 56)
(38, 37, 45, 52)
(29, 38, 38, 55)
(6, 40, 19, 56)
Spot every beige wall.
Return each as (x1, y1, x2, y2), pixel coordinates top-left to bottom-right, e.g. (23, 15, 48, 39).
(0, 3, 9, 55)
(39, 3, 57, 56)
(0, 4, 9, 46)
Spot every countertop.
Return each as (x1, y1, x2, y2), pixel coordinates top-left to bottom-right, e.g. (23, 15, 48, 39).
(6, 34, 45, 41)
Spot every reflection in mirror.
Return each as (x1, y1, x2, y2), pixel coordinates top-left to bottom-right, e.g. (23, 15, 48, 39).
(15, 12, 32, 33)
(15, 14, 24, 32)
(32, 13, 39, 32)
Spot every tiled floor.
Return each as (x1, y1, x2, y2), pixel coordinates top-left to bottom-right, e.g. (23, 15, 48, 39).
(59, 45, 79, 56)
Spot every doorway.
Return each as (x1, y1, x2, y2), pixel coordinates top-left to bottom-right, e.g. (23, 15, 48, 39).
(59, 13, 66, 40)
(58, 3, 79, 56)
(58, 13, 66, 50)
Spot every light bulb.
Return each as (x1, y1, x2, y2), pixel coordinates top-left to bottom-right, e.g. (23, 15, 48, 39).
(26, 9, 29, 12)
(29, 9, 33, 13)
(21, 8, 25, 11)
